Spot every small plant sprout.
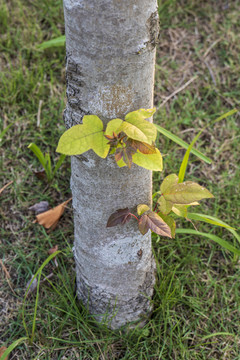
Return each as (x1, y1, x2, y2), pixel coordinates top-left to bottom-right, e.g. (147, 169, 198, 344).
(28, 143, 66, 183)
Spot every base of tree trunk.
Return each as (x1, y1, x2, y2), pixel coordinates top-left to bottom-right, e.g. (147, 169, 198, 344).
(74, 252, 156, 329)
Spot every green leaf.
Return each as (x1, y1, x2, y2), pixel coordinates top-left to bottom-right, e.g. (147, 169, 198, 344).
(163, 181, 214, 204)
(139, 212, 172, 237)
(105, 118, 123, 136)
(160, 174, 179, 194)
(157, 196, 173, 214)
(172, 204, 188, 218)
(82, 115, 110, 158)
(132, 148, 163, 171)
(56, 116, 110, 158)
(154, 124, 212, 164)
(187, 213, 235, 230)
(121, 111, 157, 144)
(157, 212, 176, 238)
(172, 202, 199, 218)
(137, 204, 150, 216)
(176, 229, 240, 256)
(116, 157, 127, 168)
(28, 143, 47, 169)
(138, 108, 156, 118)
(37, 35, 66, 50)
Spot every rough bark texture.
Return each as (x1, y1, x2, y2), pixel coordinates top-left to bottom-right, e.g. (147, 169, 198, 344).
(63, 0, 159, 328)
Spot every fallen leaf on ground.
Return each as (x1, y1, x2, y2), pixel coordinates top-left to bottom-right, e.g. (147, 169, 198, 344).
(34, 169, 46, 180)
(48, 245, 59, 267)
(34, 198, 72, 230)
(0, 181, 13, 195)
(0, 346, 8, 359)
(25, 249, 60, 297)
(48, 245, 58, 255)
(29, 201, 49, 214)
(25, 275, 38, 297)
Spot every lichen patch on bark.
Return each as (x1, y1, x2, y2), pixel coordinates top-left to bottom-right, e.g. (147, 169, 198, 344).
(146, 10, 160, 50)
(95, 85, 134, 120)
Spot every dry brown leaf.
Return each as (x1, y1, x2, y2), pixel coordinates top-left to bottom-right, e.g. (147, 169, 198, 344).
(34, 198, 72, 230)
(33, 169, 46, 180)
(0, 181, 13, 195)
(48, 245, 58, 255)
(0, 346, 8, 360)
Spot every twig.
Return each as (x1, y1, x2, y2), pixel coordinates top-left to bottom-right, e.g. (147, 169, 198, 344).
(0, 180, 13, 195)
(37, 100, 43, 127)
(0, 259, 10, 279)
(159, 75, 198, 108)
(0, 259, 16, 294)
(202, 59, 216, 86)
(203, 38, 221, 58)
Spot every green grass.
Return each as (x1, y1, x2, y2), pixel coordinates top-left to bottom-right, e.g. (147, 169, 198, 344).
(1, 0, 240, 359)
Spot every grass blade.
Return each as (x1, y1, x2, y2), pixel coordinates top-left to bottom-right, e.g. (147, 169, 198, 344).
(178, 129, 203, 183)
(0, 123, 13, 144)
(28, 143, 46, 170)
(0, 337, 28, 360)
(22, 251, 62, 339)
(212, 108, 238, 124)
(37, 35, 66, 50)
(154, 124, 212, 164)
(178, 108, 238, 182)
(176, 229, 240, 256)
(187, 213, 235, 229)
(202, 332, 235, 340)
(53, 154, 66, 176)
(45, 152, 52, 182)
(31, 270, 42, 344)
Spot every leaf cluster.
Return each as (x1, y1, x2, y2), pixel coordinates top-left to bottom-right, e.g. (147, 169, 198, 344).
(56, 109, 163, 171)
(107, 174, 214, 239)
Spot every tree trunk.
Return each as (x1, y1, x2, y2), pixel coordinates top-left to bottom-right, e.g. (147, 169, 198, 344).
(63, 0, 159, 329)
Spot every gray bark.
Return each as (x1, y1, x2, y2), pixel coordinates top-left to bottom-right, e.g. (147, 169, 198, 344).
(63, 0, 159, 328)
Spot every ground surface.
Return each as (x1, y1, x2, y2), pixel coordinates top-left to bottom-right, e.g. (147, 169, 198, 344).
(0, 0, 240, 359)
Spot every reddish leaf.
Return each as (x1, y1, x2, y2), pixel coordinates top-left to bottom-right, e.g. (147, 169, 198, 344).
(107, 208, 131, 227)
(130, 139, 156, 154)
(115, 148, 123, 162)
(48, 245, 58, 255)
(0, 346, 8, 360)
(139, 212, 172, 238)
(34, 169, 46, 180)
(29, 201, 49, 214)
(122, 147, 133, 168)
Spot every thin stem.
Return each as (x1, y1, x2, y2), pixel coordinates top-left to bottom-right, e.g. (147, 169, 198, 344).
(153, 202, 159, 212)
(130, 213, 139, 222)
